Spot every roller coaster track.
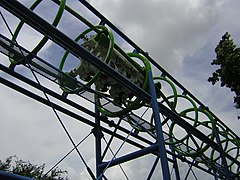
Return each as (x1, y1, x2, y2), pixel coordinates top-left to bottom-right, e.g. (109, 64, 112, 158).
(0, 0, 240, 179)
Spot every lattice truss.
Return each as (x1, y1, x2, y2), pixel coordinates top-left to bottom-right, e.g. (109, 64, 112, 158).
(0, 1, 240, 179)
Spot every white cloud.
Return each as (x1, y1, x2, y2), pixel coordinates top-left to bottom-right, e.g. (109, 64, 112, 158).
(88, 0, 220, 72)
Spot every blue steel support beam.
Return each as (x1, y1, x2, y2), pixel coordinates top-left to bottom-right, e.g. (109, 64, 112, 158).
(0, 170, 33, 180)
(169, 145, 181, 180)
(147, 155, 160, 180)
(98, 143, 165, 170)
(94, 98, 102, 179)
(147, 70, 171, 180)
(212, 121, 232, 179)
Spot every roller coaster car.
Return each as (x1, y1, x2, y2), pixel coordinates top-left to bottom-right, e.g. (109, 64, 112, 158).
(59, 26, 149, 117)
(69, 32, 145, 104)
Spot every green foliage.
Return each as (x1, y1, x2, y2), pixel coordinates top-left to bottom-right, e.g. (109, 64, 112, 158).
(0, 155, 68, 180)
(208, 32, 240, 109)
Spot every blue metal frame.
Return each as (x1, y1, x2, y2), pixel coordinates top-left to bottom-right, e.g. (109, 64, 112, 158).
(148, 70, 171, 179)
(0, 170, 33, 180)
(1, 0, 240, 179)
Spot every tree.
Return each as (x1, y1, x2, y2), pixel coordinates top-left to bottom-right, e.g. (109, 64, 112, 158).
(0, 155, 68, 180)
(208, 32, 240, 109)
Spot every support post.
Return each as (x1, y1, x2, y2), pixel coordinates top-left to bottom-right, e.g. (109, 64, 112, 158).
(94, 96, 102, 179)
(212, 119, 232, 179)
(148, 70, 171, 180)
(169, 145, 180, 180)
(0, 170, 33, 180)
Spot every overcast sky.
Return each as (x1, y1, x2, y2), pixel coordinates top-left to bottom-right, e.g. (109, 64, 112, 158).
(0, 0, 240, 179)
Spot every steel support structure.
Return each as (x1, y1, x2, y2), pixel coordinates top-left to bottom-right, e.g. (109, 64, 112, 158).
(1, 61, 235, 178)
(148, 70, 171, 179)
(0, 170, 34, 180)
(94, 99, 103, 179)
(0, 0, 240, 179)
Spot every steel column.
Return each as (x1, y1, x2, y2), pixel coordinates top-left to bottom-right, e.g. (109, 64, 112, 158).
(94, 97, 102, 179)
(169, 145, 181, 180)
(148, 70, 171, 180)
(212, 120, 232, 179)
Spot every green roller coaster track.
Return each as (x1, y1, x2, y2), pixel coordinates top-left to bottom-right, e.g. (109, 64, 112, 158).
(0, 0, 239, 179)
